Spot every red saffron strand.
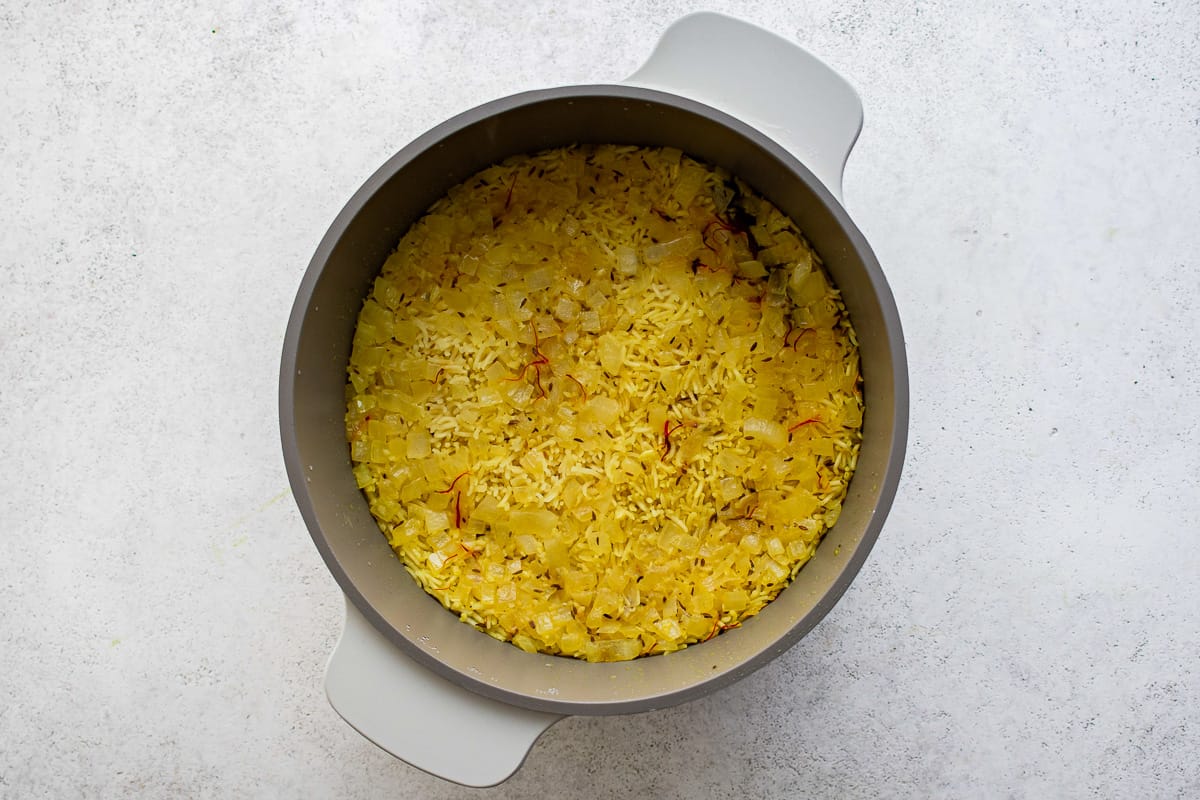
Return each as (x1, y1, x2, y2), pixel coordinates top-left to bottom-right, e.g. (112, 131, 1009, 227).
(704, 216, 738, 238)
(531, 361, 547, 400)
(780, 321, 815, 352)
(788, 417, 821, 433)
(503, 355, 547, 383)
(435, 470, 470, 494)
(790, 328, 814, 351)
(527, 321, 550, 400)
(781, 319, 795, 352)
(565, 373, 588, 401)
(453, 491, 463, 528)
(504, 319, 550, 398)
(661, 420, 693, 460)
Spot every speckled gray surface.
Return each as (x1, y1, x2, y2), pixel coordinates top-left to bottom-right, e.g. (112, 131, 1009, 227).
(2, 1, 1198, 797)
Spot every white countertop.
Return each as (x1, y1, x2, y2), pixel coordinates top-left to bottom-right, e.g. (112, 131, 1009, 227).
(2, 1, 1197, 797)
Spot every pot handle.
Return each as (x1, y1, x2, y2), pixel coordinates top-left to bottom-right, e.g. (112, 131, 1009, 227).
(325, 599, 564, 787)
(624, 12, 863, 203)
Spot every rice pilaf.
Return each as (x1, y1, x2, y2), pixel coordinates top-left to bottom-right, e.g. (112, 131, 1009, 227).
(345, 144, 862, 662)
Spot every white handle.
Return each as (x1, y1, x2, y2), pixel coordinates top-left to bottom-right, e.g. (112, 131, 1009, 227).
(624, 12, 863, 202)
(325, 599, 563, 788)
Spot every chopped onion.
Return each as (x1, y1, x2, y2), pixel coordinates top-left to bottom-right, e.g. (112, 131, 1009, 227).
(642, 231, 702, 264)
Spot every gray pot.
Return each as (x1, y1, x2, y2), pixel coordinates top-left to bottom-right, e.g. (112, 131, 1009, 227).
(280, 13, 907, 787)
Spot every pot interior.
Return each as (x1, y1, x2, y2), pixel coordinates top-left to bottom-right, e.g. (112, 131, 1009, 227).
(281, 86, 906, 715)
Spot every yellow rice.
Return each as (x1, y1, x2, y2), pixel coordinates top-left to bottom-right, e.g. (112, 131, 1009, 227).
(345, 144, 862, 662)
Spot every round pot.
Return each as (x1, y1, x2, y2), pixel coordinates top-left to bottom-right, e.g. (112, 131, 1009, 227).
(281, 13, 907, 787)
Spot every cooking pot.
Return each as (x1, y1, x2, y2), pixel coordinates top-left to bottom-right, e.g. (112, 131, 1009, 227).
(281, 12, 907, 787)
